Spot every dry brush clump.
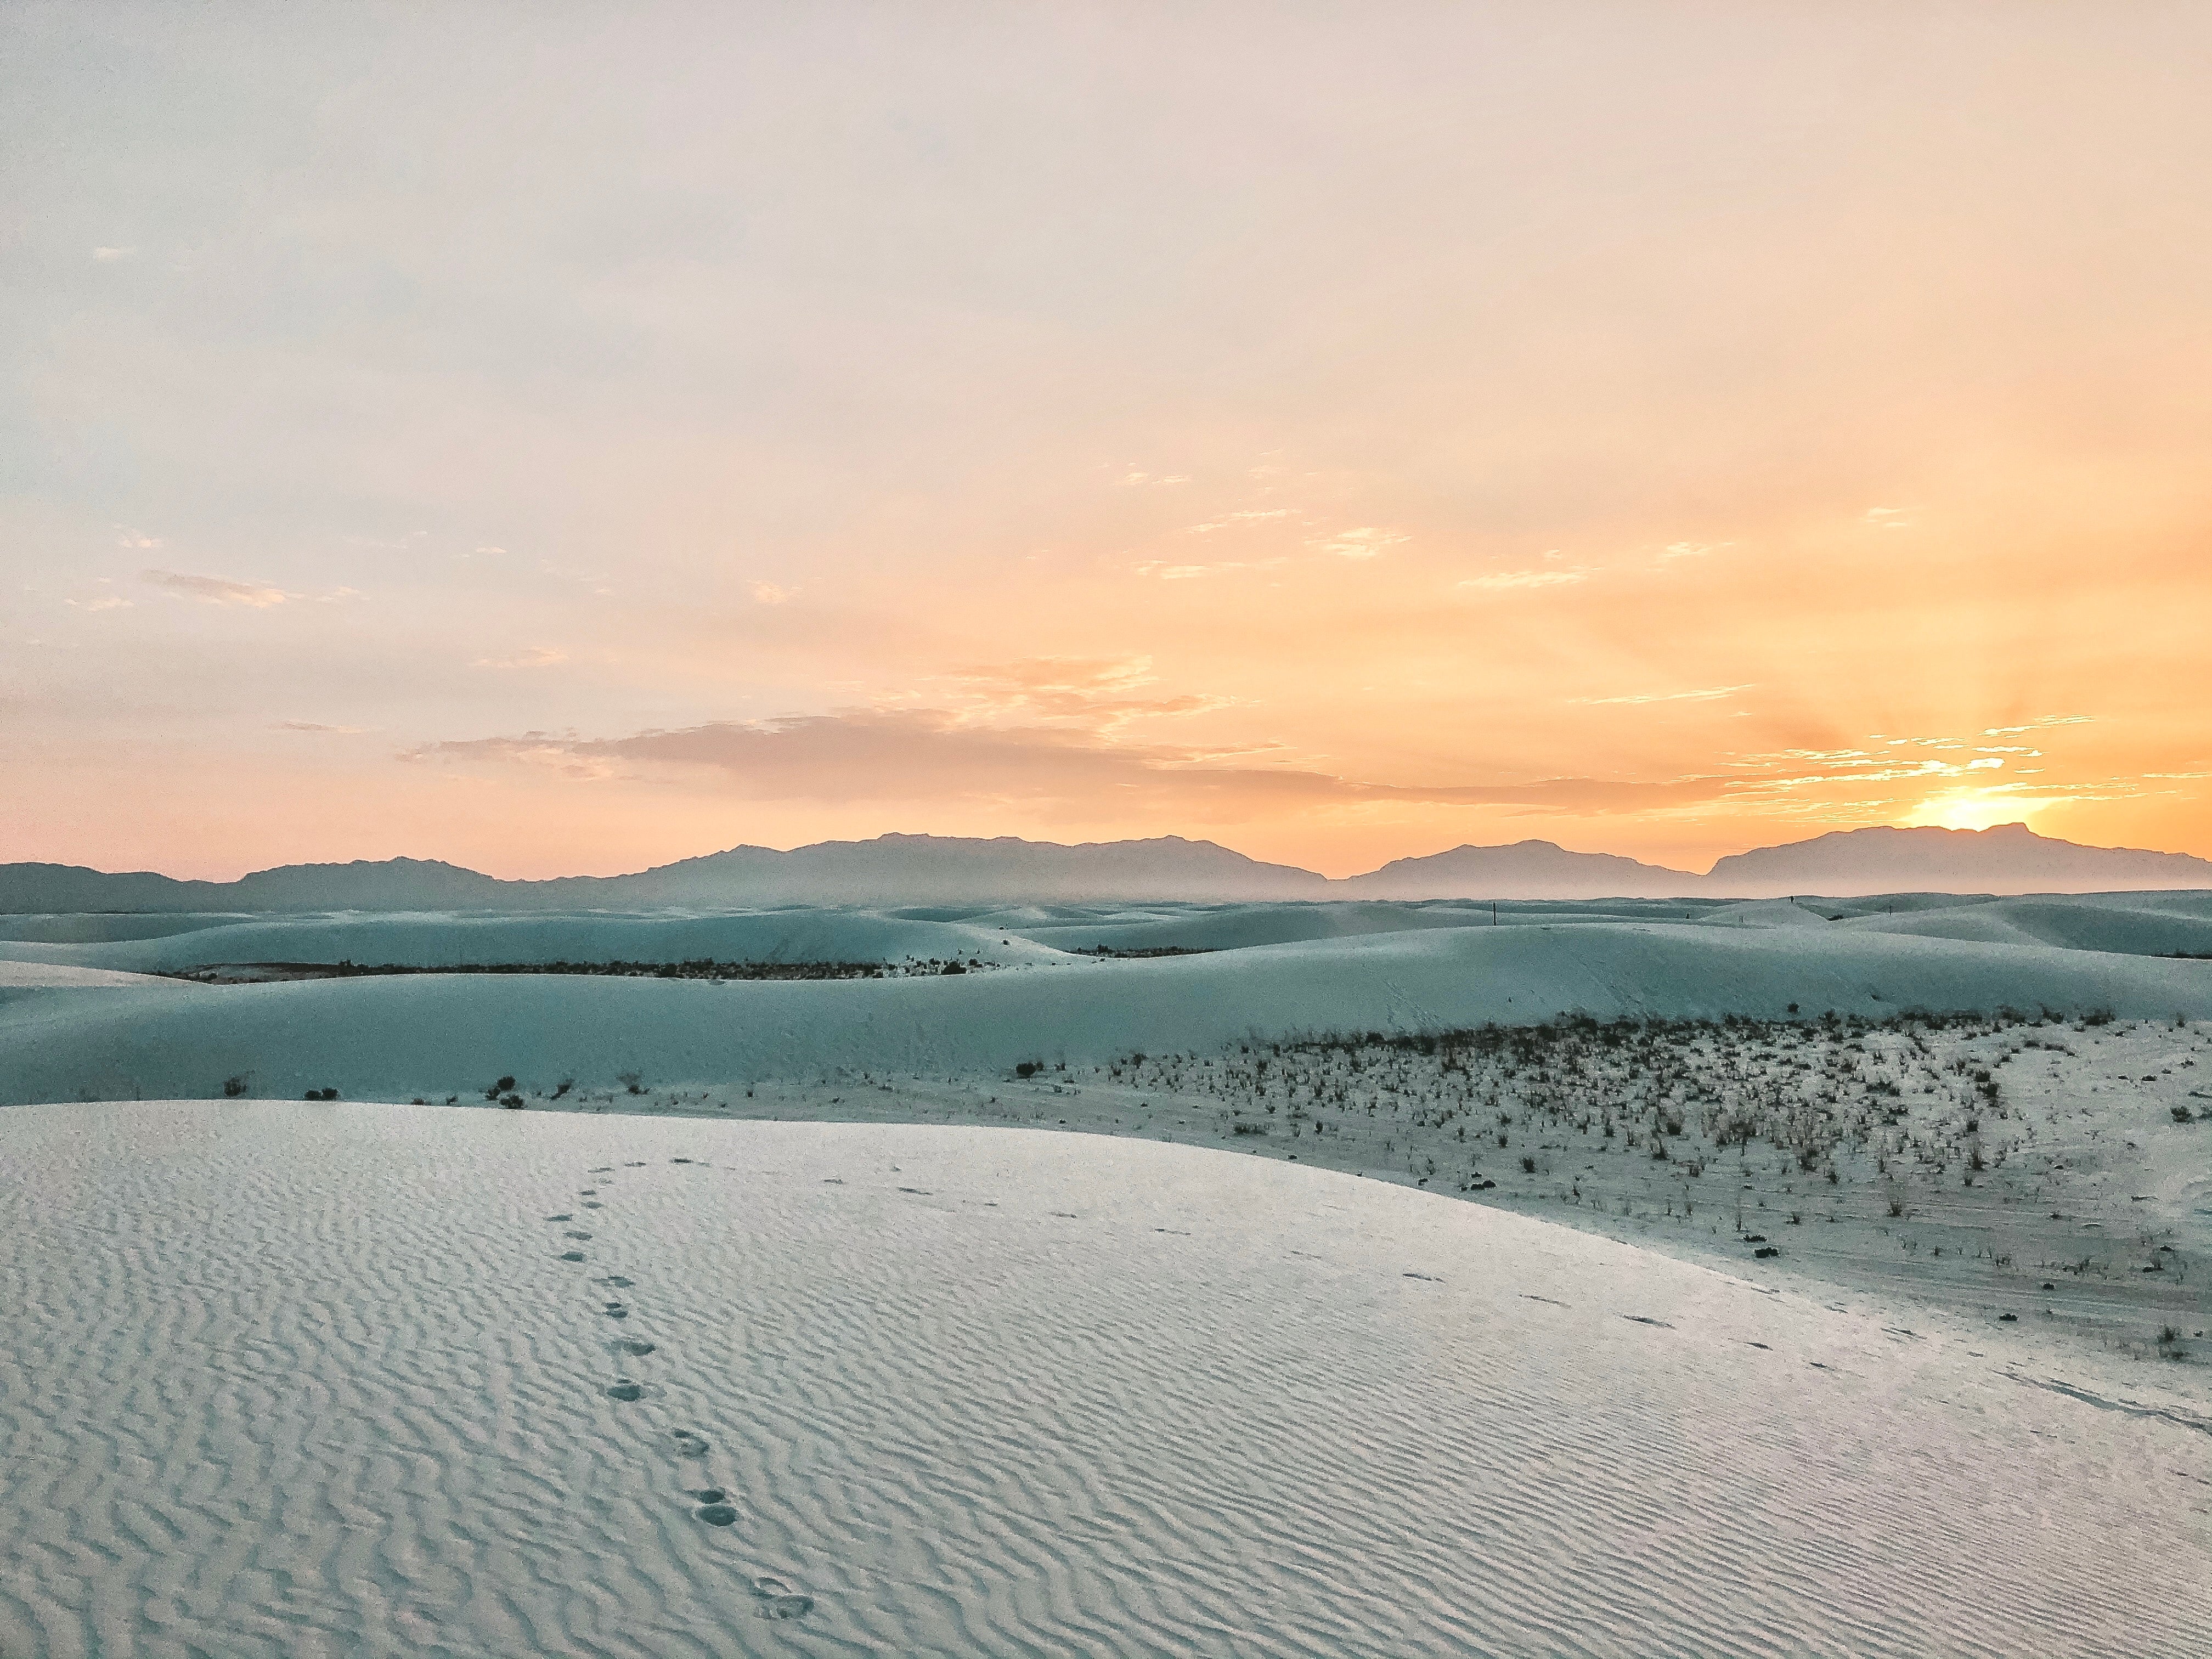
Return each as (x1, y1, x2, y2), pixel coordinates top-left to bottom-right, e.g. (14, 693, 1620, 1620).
(1099, 1009, 2146, 1206)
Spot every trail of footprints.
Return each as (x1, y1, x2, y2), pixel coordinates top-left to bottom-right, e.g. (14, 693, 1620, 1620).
(546, 1160, 817, 1624)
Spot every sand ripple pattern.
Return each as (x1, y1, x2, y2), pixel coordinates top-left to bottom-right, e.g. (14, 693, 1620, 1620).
(1, 1102, 2205, 1657)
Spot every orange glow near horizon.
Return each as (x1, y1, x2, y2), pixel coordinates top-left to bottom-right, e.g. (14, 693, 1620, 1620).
(4, 8, 2210, 882)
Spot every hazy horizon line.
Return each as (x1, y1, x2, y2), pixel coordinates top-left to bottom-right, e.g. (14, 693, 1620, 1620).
(17, 817, 2208, 890)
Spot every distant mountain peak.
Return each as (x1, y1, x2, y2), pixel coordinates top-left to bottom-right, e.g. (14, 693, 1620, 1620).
(1705, 822, 2212, 896)
(1, 822, 2205, 912)
(1339, 839, 1700, 899)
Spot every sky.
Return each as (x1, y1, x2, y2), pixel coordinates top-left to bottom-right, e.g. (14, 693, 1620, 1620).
(5, 3, 2210, 881)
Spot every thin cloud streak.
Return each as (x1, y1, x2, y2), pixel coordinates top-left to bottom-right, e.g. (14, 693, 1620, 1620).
(411, 710, 1725, 817)
(1460, 568, 1590, 591)
(140, 569, 291, 608)
(1575, 685, 1753, 707)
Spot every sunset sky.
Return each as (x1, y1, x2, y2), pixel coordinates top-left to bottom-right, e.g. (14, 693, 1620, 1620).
(6, 3, 2209, 879)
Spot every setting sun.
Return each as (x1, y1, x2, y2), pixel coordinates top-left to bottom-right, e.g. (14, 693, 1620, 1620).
(1905, 790, 2069, 834)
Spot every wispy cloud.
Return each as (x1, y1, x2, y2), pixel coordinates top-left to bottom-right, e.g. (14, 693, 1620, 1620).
(1459, 567, 1590, 592)
(473, 646, 567, 669)
(749, 581, 797, 605)
(91, 246, 137, 262)
(946, 655, 1230, 728)
(1863, 506, 1914, 531)
(1133, 558, 1282, 580)
(1186, 508, 1296, 534)
(412, 709, 1725, 818)
(140, 569, 290, 608)
(273, 720, 368, 734)
(114, 526, 162, 550)
(1573, 684, 1752, 707)
(1309, 526, 1406, 560)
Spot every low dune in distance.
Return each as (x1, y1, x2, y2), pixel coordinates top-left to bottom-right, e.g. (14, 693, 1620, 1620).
(4, 906, 2211, 1109)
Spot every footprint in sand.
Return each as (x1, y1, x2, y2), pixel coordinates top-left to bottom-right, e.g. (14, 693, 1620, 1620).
(564, 1231, 593, 1241)
(752, 1577, 814, 1620)
(582, 1200, 603, 1209)
(552, 1173, 807, 1620)
(590, 1166, 613, 1173)
(557, 1250, 587, 1262)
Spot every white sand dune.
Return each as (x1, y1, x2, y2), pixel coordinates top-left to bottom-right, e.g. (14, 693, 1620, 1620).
(1, 1102, 2201, 1658)
(0, 908, 1071, 975)
(1697, 891, 2212, 952)
(1841, 895, 2212, 956)
(0, 912, 256, 945)
(6, 894, 2206, 981)
(0, 959, 201, 1012)
(1008, 899, 1545, 953)
(3, 921, 2209, 1107)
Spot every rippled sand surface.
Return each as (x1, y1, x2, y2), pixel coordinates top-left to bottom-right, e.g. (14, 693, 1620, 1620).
(2, 1102, 2204, 1657)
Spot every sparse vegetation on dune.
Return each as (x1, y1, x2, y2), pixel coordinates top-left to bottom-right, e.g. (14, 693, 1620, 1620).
(530, 1007, 2207, 1363)
(163, 956, 994, 984)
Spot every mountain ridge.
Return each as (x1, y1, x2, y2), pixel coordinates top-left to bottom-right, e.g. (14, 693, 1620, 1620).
(3, 823, 2207, 912)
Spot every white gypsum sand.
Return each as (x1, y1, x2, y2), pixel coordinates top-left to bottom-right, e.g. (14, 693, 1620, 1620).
(2, 1102, 2205, 1658)
(4, 913, 2212, 1109)
(581, 1010, 2212, 1366)
(3, 897, 2208, 1362)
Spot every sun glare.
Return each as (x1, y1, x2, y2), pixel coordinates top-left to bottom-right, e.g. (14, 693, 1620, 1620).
(1905, 789, 2057, 832)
